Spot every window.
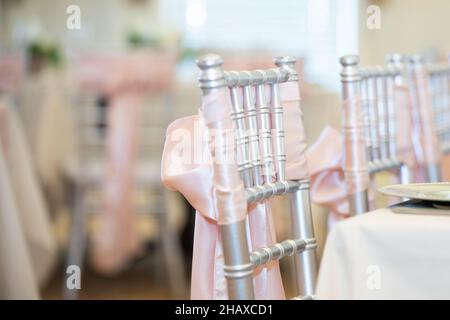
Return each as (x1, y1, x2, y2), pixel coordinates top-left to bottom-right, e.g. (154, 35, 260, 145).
(159, 0, 359, 90)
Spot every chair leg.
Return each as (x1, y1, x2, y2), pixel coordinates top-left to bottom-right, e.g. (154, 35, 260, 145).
(289, 181, 317, 298)
(221, 219, 255, 300)
(427, 163, 442, 182)
(349, 189, 369, 215)
(400, 164, 412, 184)
(63, 186, 87, 300)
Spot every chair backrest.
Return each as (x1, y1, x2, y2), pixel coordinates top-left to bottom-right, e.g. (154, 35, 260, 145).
(339, 55, 412, 215)
(196, 54, 317, 299)
(403, 55, 442, 182)
(73, 53, 175, 185)
(427, 62, 450, 157)
(75, 93, 171, 167)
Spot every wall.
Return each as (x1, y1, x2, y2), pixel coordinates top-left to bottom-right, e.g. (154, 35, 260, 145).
(1, 0, 161, 53)
(359, 0, 450, 65)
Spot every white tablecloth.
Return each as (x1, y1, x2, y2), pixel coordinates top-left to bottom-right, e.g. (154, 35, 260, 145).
(0, 103, 56, 299)
(0, 143, 39, 299)
(316, 207, 450, 299)
(20, 70, 77, 211)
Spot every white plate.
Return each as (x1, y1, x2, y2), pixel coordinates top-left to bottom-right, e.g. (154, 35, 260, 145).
(378, 183, 450, 202)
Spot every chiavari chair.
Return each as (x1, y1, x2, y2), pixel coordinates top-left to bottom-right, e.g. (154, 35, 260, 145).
(396, 55, 442, 182)
(64, 54, 187, 299)
(426, 62, 450, 177)
(339, 55, 412, 215)
(195, 54, 317, 299)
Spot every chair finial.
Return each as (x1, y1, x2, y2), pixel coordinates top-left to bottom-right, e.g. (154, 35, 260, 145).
(274, 56, 298, 81)
(196, 54, 226, 92)
(340, 55, 361, 82)
(340, 55, 359, 67)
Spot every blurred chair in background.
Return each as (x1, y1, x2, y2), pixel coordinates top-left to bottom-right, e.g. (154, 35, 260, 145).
(425, 61, 450, 180)
(65, 50, 187, 299)
(296, 55, 417, 222)
(339, 55, 412, 215)
(403, 55, 442, 182)
(300, 55, 415, 221)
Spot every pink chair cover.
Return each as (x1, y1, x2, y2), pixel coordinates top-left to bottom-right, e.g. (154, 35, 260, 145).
(0, 103, 8, 154)
(395, 85, 417, 169)
(307, 126, 348, 216)
(306, 82, 427, 219)
(161, 82, 308, 299)
(443, 155, 450, 181)
(305, 86, 421, 218)
(410, 67, 441, 168)
(341, 97, 370, 195)
(0, 54, 24, 94)
(75, 51, 175, 274)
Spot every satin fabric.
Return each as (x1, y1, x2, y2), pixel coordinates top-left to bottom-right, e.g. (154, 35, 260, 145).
(307, 126, 349, 217)
(282, 82, 309, 179)
(162, 78, 415, 298)
(201, 88, 247, 225)
(0, 99, 57, 298)
(161, 82, 310, 299)
(395, 85, 417, 169)
(0, 54, 24, 93)
(342, 97, 370, 195)
(410, 68, 441, 167)
(90, 93, 143, 273)
(308, 84, 424, 218)
(442, 155, 450, 181)
(75, 51, 175, 274)
(0, 103, 8, 154)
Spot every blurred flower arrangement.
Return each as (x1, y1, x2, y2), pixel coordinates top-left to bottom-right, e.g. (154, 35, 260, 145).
(126, 30, 162, 50)
(26, 39, 62, 73)
(125, 29, 202, 64)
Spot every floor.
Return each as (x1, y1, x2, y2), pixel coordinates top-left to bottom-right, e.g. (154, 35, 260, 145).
(41, 258, 298, 300)
(42, 257, 187, 300)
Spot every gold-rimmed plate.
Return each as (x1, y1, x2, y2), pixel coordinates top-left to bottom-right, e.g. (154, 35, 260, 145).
(379, 183, 450, 202)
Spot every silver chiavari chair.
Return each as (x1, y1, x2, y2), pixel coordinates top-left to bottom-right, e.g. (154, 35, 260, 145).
(64, 71, 187, 300)
(196, 54, 317, 299)
(427, 63, 450, 157)
(403, 55, 442, 182)
(340, 55, 411, 215)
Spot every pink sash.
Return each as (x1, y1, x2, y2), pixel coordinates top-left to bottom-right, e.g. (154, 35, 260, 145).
(342, 97, 370, 195)
(0, 54, 24, 93)
(0, 103, 8, 154)
(75, 51, 175, 273)
(395, 85, 417, 169)
(410, 67, 441, 178)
